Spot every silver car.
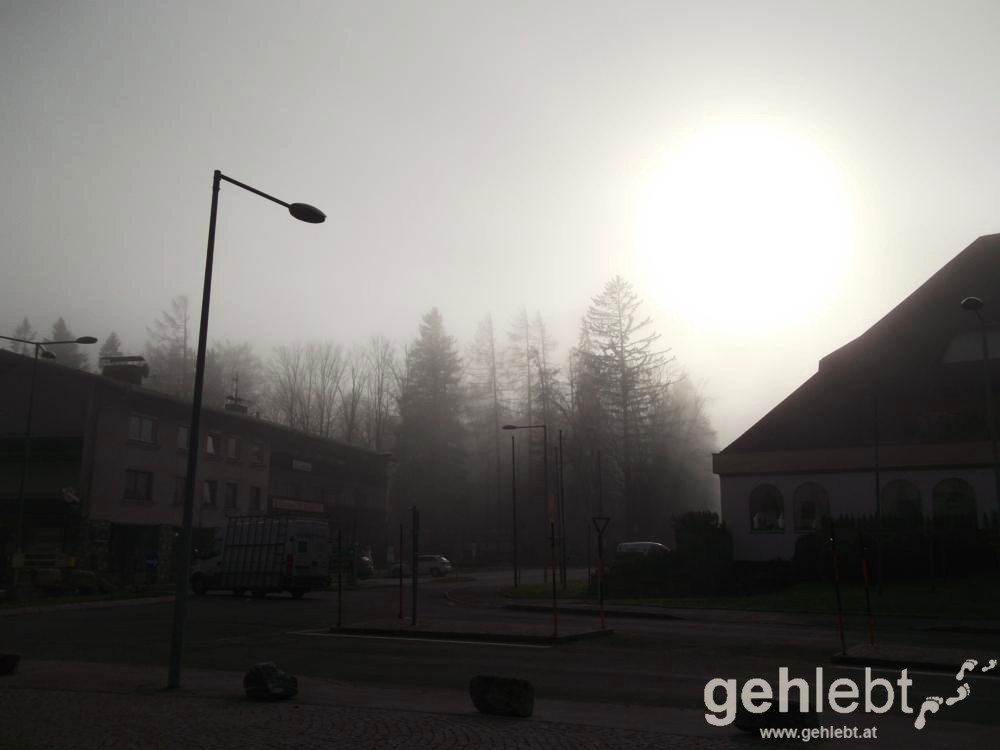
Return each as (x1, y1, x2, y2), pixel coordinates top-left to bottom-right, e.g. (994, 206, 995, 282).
(390, 554, 453, 577)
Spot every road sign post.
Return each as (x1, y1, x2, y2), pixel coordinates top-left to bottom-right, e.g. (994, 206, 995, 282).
(592, 515, 610, 630)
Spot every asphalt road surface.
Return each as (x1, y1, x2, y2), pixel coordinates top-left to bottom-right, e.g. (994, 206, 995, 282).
(4, 568, 999, 745)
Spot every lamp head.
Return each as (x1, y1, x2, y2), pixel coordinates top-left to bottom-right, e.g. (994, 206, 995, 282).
(75, 336, 98, 344)
(288, 203, 326, 224)
(40, 347, 57, 360)
(961, 296, 984, 312)
(502, 424, 518, 431)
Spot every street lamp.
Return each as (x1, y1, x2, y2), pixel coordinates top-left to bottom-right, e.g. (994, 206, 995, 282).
(0, 334, 97, 594)
(167, 171, 324, 689)
(510, 434, 518, 587)
(502, 424, 548, 582)
(960, 296, 1000, 527)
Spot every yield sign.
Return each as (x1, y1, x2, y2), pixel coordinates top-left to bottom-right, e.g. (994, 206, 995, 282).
(591, 516, 610, 535)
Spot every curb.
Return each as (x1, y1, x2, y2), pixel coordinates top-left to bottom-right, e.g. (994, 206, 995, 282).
(505, 603, 685, 621)
(0, 595, 175, 617)
(329, 626, 615, 645)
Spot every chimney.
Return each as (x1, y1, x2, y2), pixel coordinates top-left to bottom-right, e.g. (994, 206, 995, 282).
(101, 355, 149, 386)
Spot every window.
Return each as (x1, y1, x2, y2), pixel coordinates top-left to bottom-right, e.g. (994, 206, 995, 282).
(177, 425, 190, 451)
(251, 442, 266, 465)
(749, 484, 784, 532)
(226, 436, 240, 461)
(793, 482, 829, 531)
(173, 476, 186, 505)
(224, 482, 238, 510)
(128, 414, 157, 444)
(124, 470, 154, 502)
(249, 486, 261, 512)
(932, 478, 977, 529)
(202, 480, 217, 506)
(206, 433, 219, 456)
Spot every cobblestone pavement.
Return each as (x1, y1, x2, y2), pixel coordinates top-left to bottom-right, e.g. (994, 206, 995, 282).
(2, 688, 760, 750)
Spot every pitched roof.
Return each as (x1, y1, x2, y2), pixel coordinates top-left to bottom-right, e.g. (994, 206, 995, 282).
(720, 233, 1000, 456)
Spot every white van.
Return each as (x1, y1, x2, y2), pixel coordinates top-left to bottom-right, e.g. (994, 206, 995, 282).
(190, 515, 331, 598)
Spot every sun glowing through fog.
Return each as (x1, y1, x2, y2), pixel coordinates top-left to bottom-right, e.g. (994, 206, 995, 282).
(633, 121, 857, 332)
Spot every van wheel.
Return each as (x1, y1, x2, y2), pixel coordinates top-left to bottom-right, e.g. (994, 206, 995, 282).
(191, 575, 206, 595)
(290, 589, 307, 599)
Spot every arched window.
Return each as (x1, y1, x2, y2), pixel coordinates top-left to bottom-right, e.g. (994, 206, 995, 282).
(932, 478, 977, 529)
(793, 482, 829, 531)
(880, 480, 923, 529)
(749, 484, 784, 532)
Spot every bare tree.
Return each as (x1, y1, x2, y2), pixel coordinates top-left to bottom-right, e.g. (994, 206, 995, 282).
(362, 335, 399, 452)
(145, 295, 193, 399)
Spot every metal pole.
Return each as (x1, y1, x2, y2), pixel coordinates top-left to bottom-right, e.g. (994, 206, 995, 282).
(511, 435, 518, 588)
(558, 430, 567, 589)
(411, 506, 419, 627)
(10, 343, 42, 592)
(337, 529, 343, 628)
(975, 312, 1000, 525)
(549, 521, 558, 638)
(398, 523, 403, 619)
(542, 425, 549, 585)
(168, 169, 220, 689)
(859, 528, 875, 646)
(598, 528, 606, 630)
(830, 524, 847, 656)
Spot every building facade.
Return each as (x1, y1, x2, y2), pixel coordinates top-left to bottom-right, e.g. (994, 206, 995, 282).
(0, 352, 388, 584)
(714, 234, 1000, 560)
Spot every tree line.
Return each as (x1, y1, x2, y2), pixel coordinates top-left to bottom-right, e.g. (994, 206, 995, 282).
(7, 276, 718, 561)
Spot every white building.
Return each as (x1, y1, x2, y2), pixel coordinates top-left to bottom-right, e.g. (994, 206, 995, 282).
(714, 234, 1000, 561)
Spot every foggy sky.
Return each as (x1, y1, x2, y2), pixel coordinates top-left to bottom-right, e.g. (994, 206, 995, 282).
(2, 1, 999, 449)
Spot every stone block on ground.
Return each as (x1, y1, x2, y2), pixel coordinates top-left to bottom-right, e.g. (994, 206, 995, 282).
(243, 662, 298, 700)
(469, 675, 534, 718)
(734, 699, 819, 732)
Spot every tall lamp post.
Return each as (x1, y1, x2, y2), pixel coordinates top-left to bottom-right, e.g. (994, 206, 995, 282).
(510, 434, 518, 587)
(0, 334, 98, 593)
(960, 296, 1000, 527)
(167, 171, 325, 689)
(502, 423, 547, 582)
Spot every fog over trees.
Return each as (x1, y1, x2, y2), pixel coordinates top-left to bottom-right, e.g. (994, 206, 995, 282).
(5, 276, 717, 558)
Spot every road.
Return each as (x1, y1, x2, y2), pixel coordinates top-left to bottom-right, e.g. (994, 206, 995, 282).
(4, 568, 999, 746)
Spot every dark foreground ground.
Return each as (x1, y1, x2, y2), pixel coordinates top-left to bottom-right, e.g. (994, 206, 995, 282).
(3, 568, 998, 748)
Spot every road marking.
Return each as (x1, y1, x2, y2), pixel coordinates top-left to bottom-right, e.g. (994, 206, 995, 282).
(288, 629, 550, 648)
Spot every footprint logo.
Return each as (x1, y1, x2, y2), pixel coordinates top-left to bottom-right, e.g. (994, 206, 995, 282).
(946, 683, 971, 707)
(914, 697, 943, 730)
(914, 659, 988, 730)
(956, 659, 978, 681)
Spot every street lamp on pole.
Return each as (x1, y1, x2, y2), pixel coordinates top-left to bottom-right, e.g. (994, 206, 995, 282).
(0, 334, 97, 594)
(502, 423, 548, 582)
(960, 296, 1000, 528)
(167, 170, 325, 689)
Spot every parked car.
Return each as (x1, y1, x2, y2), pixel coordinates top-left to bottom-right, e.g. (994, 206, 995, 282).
(389, 554, 453, 577)
(356, 555, 375, 580)
(615, 541, 671, 558)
